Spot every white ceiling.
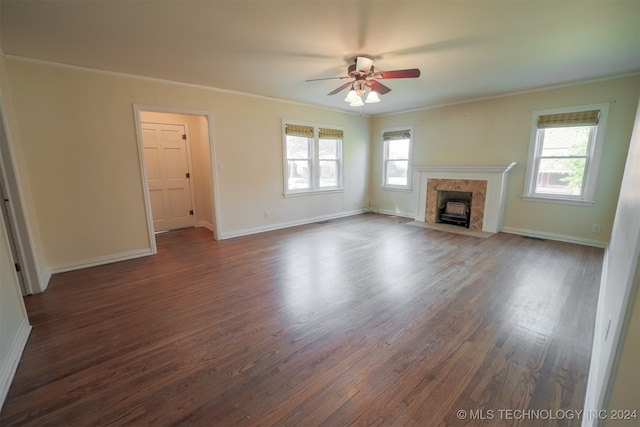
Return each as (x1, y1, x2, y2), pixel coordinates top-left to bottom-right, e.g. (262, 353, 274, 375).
(1, 1, 639, 116)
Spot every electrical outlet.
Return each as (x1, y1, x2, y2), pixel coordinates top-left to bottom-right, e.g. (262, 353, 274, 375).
(592, 224, 601, 233)
(264, 211, 270, 219)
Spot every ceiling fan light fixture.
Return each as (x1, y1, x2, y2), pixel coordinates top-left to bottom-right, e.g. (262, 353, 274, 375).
(365, 90, 380, 103)
(344, 89, 359, 103)
(311, 57, 419, 108)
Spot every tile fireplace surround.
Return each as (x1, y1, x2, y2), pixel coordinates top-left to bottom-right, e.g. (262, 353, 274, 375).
(413, 163, 517, 233)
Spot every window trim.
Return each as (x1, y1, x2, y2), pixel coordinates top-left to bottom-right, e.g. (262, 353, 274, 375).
(522, 103, 609, 206)
(282, 119, 344, 197)
(381, 125, 414, 191)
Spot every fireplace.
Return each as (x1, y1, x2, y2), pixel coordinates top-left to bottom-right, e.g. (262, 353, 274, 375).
(437, 191, 472, 228)
(413, 163, 517, 234)
(427, 179, 486, 231)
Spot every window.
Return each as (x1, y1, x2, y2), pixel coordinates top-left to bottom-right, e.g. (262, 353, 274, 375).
(318, 128, 341, 188)
(283, 121, 343, 195)
(523, 104, 609, 205)
(382, 127, 413, 190)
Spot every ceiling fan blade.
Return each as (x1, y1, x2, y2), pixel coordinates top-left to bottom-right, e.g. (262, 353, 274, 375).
(306, 76, 352, 82)
(370, 80, 391, 95)
(374, 68, 421, 79)
(327, 81, 353, 96)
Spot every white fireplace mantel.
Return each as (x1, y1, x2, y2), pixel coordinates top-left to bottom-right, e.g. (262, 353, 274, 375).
(413, 162, 517, 233)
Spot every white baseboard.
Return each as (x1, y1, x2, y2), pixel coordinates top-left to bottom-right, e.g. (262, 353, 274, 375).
(196, 221, 216, 232)
(49, 248, 154, 274)
(36, 269, 52, 294)
(0, 319, 31, 409)
(500, 226, 608, 248)
(220, 209, 364, 239)
(375, 208, 415, 219)
(46, 212, 364, 274)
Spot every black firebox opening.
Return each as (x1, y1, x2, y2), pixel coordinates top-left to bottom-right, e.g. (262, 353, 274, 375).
(437, 190, 472, 228)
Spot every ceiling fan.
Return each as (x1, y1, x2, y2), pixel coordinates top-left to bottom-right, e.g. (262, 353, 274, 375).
(306, 56, 421, 106)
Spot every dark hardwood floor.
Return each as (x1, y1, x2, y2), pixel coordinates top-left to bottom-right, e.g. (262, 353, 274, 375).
(1, 214, 603, 426)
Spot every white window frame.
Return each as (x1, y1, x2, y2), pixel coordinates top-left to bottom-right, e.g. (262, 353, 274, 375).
(282, 119, 344, 197)
(522, 103, 609, 206)
(381, 126, 414, 191)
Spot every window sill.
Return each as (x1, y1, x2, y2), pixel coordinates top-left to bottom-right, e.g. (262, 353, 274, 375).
(381, 185, 412, 193)
(522, 195, 594, 206)
(284, 188, 345, 198)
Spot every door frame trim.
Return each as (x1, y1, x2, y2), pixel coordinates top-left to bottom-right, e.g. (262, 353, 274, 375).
(0, 89, 46, 294)
(133, 105, 221, 253)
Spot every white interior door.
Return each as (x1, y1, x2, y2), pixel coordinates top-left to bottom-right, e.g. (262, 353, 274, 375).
(142, 123, 194, 232)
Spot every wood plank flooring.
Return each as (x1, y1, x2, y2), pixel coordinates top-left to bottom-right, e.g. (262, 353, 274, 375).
(1, 214, 604, 426)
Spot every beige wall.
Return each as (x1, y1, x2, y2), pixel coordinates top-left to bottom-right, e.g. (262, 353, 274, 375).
(370, 75, 639, 246)
(4, 60, 151, 268)
(0, 54, 49, 292)
(2, 57, 370, 273)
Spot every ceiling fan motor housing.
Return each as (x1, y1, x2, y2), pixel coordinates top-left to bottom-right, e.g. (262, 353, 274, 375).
(348, 63, 374, 79)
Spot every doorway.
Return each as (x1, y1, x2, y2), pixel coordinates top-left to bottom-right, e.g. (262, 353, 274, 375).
(0, 154, 27, 294)
(0, 96, 41, 295)
(134, 106, 220, 251)
(141, 122, 195, 233)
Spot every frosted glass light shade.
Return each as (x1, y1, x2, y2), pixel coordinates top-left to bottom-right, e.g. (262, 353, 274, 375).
(365, 91, 380, 103)
(344, 90, 359, 103)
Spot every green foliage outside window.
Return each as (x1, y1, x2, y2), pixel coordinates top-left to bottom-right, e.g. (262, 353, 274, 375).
(537, 126, 591, 195)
